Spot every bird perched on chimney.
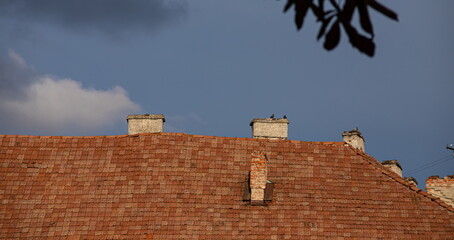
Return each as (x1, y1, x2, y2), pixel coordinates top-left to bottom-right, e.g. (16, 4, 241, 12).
(283, 115, 287, 119)
(270, 114, 274, 119)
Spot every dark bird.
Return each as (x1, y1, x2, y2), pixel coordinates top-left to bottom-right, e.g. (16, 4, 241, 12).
(270, 114, 274, 118)
(283, 115, 287, 119)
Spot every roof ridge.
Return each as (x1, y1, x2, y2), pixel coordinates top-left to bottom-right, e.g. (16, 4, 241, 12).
(345, 143, 454, 212)
(0, 134, 132, 139)
(0, 133, 344, 145)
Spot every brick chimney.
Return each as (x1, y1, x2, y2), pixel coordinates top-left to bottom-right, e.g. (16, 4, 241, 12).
(242, 152, 274, 205)
(381, 160, 403, 177)
(426, 175, 454, 208)
(250, 152, 268, 205)
(127, 114, 165, 134)
(342, 128, 365, 152)
(250, 116, 289, 140)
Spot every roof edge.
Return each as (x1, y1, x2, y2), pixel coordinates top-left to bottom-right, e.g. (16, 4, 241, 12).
(0, 133, 345, 146)
(345, 143, 454, 213)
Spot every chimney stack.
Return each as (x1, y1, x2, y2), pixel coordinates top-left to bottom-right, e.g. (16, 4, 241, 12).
(342, 128, 365, 152)
(250, 152, 268, 205)
(381, 160, 403, 177)
(404, 177, 418, 187)
(243, 152, 275, 205)
(250, 116, 289, 140)
(127, 114, 165, 134)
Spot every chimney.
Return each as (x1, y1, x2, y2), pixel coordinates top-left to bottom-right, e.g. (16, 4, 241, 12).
(404, 177, 418, 187)
(127, 114, 165, 134)
(426, 175, 454, 208)
(250, 152, 268, 205)
(381, 160, 403, 177)
(242, 152, 275, 205)
(250, 116, 289, 140)
(342, 128, 365, 152)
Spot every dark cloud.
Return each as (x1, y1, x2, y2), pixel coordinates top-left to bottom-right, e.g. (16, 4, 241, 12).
(0, 50, 36, 99)
(0, 51, 141, 135)
(0, 0, 187, 37)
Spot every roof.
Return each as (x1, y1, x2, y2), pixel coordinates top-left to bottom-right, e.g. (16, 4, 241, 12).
(1, 133, 453, 239)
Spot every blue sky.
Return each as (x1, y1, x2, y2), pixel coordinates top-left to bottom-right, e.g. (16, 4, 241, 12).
(0, 0, 452, 186)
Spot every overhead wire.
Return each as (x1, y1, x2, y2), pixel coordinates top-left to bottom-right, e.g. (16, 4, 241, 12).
(405, 154, 453, 175)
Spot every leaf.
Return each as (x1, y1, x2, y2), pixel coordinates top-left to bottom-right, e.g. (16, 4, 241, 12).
(294, 0, 312, 30)
(343, 23, 375, 56)
(354, 34, 375, 56)
(317, 15, 334, 40)
(283, 0, 294, 13)
(358, 1, 374, 36)
(367, 0, 398, 21)
(323, 20, 340, 50)
(310, 4, 324, 22)
(341, 0, 356, 24)
(318, 0, 324, 10)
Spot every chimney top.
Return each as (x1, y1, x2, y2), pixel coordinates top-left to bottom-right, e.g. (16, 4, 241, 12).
(127, 114, 165, 134)
(342, 128, 365, 152)
(342, 127, 364, 139)
(250, 117, 289, 140)
(127, 114, 165, 121)
(249, 117, 289, 126)
(381, 160, 402, 170)
(404, 177, 418, 187)
(381, 160, 403, 177)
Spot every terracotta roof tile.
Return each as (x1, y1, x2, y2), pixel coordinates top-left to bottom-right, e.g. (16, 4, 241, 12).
(0, 133, 453, 239)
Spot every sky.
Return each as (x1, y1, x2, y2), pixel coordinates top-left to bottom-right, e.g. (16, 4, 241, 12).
(0, 0, 452, 187)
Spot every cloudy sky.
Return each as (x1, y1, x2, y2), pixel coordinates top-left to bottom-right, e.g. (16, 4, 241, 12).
(0, 0, 452, 186)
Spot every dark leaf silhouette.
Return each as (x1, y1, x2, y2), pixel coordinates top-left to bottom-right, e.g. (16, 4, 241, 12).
(343, 23, 375, 56)
(341, 0, 355, 23)
(294, 0, 312, 30)
(283, 0, 397, 57)
(368, 0, 399, 21)
(317, 15, 334, 40)
(310, 4, 324, 21)
(358, 1, 374, 36)
(323, 20, 340, 50)
(283, 0, 294, 12)
(318, 0, 324, 10)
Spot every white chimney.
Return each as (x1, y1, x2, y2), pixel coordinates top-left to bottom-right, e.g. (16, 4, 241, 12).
(250, 116, 289, 140)
(127, 114, 165, 134)
(404, 177, 418, 187)
(342, 128, 365, 152)
(381, 160, 403, 177)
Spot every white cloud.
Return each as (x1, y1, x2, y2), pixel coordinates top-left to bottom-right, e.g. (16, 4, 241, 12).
(0, 51, 141, 135)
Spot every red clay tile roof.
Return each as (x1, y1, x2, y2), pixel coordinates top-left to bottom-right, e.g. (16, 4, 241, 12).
(1, 133, 453, 239)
